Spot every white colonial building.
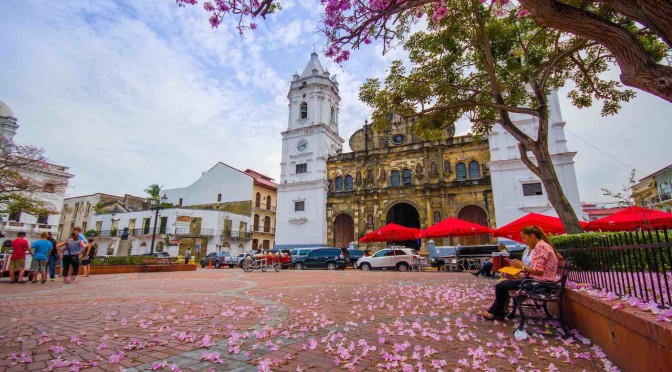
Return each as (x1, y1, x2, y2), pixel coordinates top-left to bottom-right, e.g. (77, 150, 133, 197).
(488, 92, 582, 227)
(275, 53, 344, 248)
(0, 100, 74, 243)
(70, 162, 275, 260)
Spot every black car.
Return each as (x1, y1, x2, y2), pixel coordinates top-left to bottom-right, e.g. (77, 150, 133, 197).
(293, 247, 349, 270)
(200, 251, 232, 268)
(347, 249, 367, 267)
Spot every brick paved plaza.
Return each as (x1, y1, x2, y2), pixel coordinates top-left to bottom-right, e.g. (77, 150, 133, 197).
(0, 269, 616, 371)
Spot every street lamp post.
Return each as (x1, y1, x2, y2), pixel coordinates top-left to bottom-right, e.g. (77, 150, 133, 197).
(150, 194, 168, 255)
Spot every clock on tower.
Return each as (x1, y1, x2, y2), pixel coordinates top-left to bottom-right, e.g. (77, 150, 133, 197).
(296, 138, 308, 153)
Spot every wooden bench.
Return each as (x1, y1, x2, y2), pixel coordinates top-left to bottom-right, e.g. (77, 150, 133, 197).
(510, 257, 573, 338)
(140, 257, 174, 272)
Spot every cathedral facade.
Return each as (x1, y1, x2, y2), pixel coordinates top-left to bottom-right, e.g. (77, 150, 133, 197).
(326, 116, 495, 249)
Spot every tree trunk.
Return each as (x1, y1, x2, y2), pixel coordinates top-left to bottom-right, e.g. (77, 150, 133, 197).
(528, 142, 585, 234)
(520, 0, 672, 103)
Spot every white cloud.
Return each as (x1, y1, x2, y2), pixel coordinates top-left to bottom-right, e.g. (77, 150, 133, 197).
(0, 0, 669, 209)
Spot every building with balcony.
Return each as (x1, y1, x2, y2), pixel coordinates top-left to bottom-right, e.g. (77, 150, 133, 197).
(58, 193, 147, 241)
(0, 100, 74, 243)
(88, 207, 252, 260)
(632, 164, 672, 212)
(246, 169, 277, 250)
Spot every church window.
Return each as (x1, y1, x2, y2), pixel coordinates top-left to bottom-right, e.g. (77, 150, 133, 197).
(391, 170, 400, 187)
(456, 163, 467, 181)
(335, 177, 343, 191)
(295, 201, 305, 211)
(217, 194, 222, 202)
(43, 183, 55, 193)
(523, 182, 543, 196)
(330, 106, 336, 123)
(345, 175, 353, 191)
(178, 198, 183, 206)
(296, 163, 307, 174)
(402, 169, 412, 185)
(300, 102, 308, 119)
(469, 161, 480, 179)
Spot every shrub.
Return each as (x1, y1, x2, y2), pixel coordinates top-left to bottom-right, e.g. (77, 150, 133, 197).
(92, 256, 146, 266)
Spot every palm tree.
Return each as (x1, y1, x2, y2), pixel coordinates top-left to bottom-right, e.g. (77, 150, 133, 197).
(144, 184, 161, 200)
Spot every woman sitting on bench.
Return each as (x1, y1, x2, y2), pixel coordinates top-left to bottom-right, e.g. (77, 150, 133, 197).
(478, 226, 559, 321)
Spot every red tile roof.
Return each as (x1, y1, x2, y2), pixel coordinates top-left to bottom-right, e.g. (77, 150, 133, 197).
(244, 169, 277, 191)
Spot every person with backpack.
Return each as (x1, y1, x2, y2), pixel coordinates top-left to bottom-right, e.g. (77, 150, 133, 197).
(56, 232, 87, 284)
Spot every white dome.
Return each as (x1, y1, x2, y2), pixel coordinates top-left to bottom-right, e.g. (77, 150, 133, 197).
(0, 100, 14, 118)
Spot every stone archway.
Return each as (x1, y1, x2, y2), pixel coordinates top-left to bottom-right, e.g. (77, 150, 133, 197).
(385, 203, 420, 248)
(457, 205, 491, 246)
(333, 214, 354, 249)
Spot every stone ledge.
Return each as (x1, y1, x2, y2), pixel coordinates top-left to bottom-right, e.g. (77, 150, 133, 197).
(555, 289, 672, 372)
(55, 264, 197, 275)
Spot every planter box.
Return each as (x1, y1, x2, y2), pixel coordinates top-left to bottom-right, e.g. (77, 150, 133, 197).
(56, 264, 197, 276)
(551, 289, 672, 372)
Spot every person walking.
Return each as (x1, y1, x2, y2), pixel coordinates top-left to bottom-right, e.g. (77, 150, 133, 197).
(185, 249, 191, 265)
(81, 238, 96, 277)
(8, 232, 33, 283)
(46, 232, 58, 282)
(30, 232, 51, 283)
(56, 232, 87, 284)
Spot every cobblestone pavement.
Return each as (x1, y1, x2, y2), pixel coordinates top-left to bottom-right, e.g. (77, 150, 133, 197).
(0, 269, 616, 371)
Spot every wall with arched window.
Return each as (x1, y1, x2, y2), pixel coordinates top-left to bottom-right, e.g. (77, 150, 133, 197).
(266, 195, 271, 209)
(345, 175, 353, 191)
(335, 176, 343, 191)
(300, 102, 308, 119)
(402, 169, 412, 185)
(469, 160, 480, 179)
(263, 216, 271, 232)
(391, 170, 400, 186)
(255, 192, 261, 208)
(254, 214, 260, 231)
(456, 163, 467, 181)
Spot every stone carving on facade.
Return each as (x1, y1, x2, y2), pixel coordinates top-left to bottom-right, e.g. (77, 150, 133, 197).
(289, 217, 308, 225)
(355, 170, 362, 185)
(415, 163, 424, 180)
(366, 168, 374, 185)
(366, 214, 374, 229)
(433, 211, 441, 223)
(430, 162, 438, 177)
(378, 167, 386, 181)
(444, 160, 452, 174)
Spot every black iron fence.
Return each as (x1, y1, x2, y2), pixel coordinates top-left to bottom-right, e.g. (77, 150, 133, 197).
(556, 227, 672, 308)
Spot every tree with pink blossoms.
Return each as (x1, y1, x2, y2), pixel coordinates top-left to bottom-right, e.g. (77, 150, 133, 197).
(0, 135, 67, 217)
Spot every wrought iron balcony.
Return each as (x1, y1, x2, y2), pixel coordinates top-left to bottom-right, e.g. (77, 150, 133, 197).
(173, 227, 215, 237)
(251, 225, 276, 234)
(221, 229, 253, 240)
(254, 204, 277, 212)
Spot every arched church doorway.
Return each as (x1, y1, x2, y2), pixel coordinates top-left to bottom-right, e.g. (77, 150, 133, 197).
(333, 214, 354, 248)
(457, 205, 491, 245)
(385, 203, 420, 248)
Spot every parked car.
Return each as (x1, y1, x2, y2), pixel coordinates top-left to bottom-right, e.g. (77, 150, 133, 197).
(236, 253, 255, 267)
(429, 245, 500, 271)
(355, 248, 424, 271)
(289, 248, 316, 263)
(347, 248, 367, 267)
(200, 251, 235, 268)
(293, 247, 349, 270)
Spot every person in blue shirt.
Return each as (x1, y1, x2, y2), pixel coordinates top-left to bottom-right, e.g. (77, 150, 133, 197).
(30, 232, 52, 283)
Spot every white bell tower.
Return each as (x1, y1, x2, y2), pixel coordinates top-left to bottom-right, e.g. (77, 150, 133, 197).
(275, 53, 344, 248)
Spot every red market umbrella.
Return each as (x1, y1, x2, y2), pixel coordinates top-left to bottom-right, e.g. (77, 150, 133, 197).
(359, 223, 420, 243)
(494, 213, 587, 243)
(416, 217, 494, 238)
(586, 206, 672, 232)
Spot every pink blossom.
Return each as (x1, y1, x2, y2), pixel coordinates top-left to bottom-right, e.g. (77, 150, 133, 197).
(108, 351, 124, 364)
(517, 9, 531, 18)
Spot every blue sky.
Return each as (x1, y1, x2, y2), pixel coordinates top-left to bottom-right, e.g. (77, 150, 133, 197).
(1, 0, 670, 206)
